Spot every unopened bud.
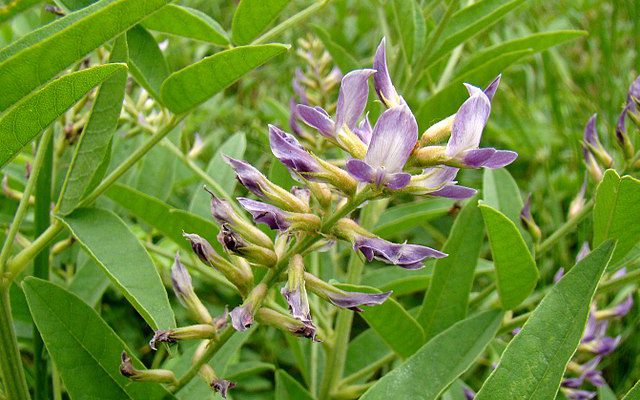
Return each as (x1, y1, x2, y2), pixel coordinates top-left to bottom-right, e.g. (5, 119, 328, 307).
(307, 182, 333, 208)
(149, 324, 218, 350)
(420, 114, 456, 146)
(120, 351, 177, 384)
(171, 254, 212, 324)
(256, 307, 321, 342)
(217, 225, 277, 267)
(519, 194, 541, 242)
(230, 284, 267, 332)
(568, 178, 587, 219)
(199, 364, 236, 399)
(412, 145, 450, 167)
(304, 272, 391, 312)
(331, 218, 370, 242)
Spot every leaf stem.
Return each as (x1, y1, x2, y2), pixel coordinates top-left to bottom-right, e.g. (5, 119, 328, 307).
(536, 198, 594, 257)
(251, 0, 333, 45)
(0, 287, 31, 400)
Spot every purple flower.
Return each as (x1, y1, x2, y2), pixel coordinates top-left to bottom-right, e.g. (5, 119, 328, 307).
(211, 379, 236, 399)
(445, 83, 517, 168)
(304, 272, 392, 312)
(562, 388, 596, 400)
(407, 166, 477, 199)
(182, 233, 217, 265)
(230, 304, 253, 332)
(582, 114, 612, 168)
(171, 253, 194, 306)
(237, 197, 290, 231)
(576, 242, 591, 262)
(224, 156, 268, 197)
(354, 235, 446, 269)
(373, 38, 403, 108)
(463, 387, 476, 400)
(281, 255, 313, 324)
(354, 112, 372, 145)
(611, 295, 634, 318)
(269, 125, 322, 177)
(297, 69, 375, 138)
(346, 105, 417, 190)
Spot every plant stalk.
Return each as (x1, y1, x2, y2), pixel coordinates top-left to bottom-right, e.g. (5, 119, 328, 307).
(536, 198, 594, 257)
(251, 0, 332, 45)
(0, 287, 31, 400)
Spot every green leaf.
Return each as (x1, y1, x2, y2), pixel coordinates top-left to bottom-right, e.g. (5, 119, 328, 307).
(373, 198, 453, 237)
(391, 0, 419, 64)
(593, 170, 640, 265)
(135, 144, 177, 201)
(0, 64, 126, 168)
(361, 310, 503, 400)
(312, 25, 360, 73)
(275, 369, 314, 400)
(231, 0, 290, 45)
(475, 241, 616, 400)
(58, 208, 175, 330)
(623, 380, 640, 400)
(142, 5, 228, 45)
(226, 361, 275, 381)
(161, 44, 289, 113)
(23, 278, 173, 400)
(417, 198, 484, 339)
(268, 157, 297, 191)
(480, 203, 538, 309)
(598, 384, 618, 400)
(68, 258, 110, 308)
(106, 183, 221, 253)
(337, 284, 425, 359)
(458, 30, 587, 75)
(415, 49, 532, 125)
(362, 266, 431, 296)
(428, 0, 528, 65)
(127, 26, 170, 101)
(345, 328, 391, 379)
(482, 168, 523, 225)
(58, 37, 128, 215)
(0, 0, 40, 23)
(0, 0, 169, 111)
(189, 132, 247, 218)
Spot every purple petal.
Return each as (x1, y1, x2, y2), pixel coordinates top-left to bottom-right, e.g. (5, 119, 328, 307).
(237, 197, 289, 230)
(462, 148, 496, 168)
(564, 389, 596, 400)
(335, 69, 375, 131)
(346, 159, 378, 184)
(627, 74, 640, 111)
(293, 68, 308, 104)
(483, 74, 502, 101)
(463, 387, 476, 400)
(354, 236, 446, 269)
(326, 289, 392, 312)
(373, 38, 402, 108)
(483, 150, 518, 168)
(354, 112, 373, 145)
(576, 242, 591, 262)
(224, 156, 267, 197)
(171, 253, 193, 305)
(281, 286, 312, 324)
(584, 370, 606, 387)
(583, 114, 598, 146)
(553, 268, 565, 283)
(268, 125, 321, 175)
(289, 98, 304, 136)
(593, 336, 621, 355)
(230, 305, 253, 332)
(211, 379, 236, 399)
(562, 377, 584, 389)
(430, 185, 477, 200)
(384, 172, 411, 190)
(612, 295, 634, 318)
(446, 84, 491, 156)
(616, 105, 629, 142)
(296, 104, 336, 138)
(365, 104, 418, 172)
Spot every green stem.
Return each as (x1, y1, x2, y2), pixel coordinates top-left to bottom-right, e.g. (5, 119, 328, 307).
(0, 287, 31, 400)
(536, 198, 594, 257)
(6, 223, 62, 279)
(251, 0, 332, 45)
(33, 130, 53, 400)
(339, 352, 395, 387)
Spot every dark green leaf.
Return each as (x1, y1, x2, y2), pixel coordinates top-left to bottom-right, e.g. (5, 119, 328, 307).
(417, 198, 484, 339)
(475, 241, 615, 400)
(67, 258, 110, 308)
(275, 369, 314, 400)
(59, 207, 175, 330)
(231, 0, 290, 45)
(23, 278, 173, 400)
(0, 64, 126, 168)
(480, 203, 538, 309)
(142, 5, 228, 45)
(127, 26, 170, 101)
(593, 169, 640, 265)
(373, 198, 453, 237)
(161, 44, 289, 113)
(345, 328, 391, 379)
(362, 266, 431, 296)
(135, 144, 177, 201)
(361, 310, 503, 400)
(482, 168, 523, 226)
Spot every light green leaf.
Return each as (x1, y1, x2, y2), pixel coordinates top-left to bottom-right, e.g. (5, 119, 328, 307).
(312, 25, 360, 73)
(23, 278, 173, 400)
(623, 380, 640, 400)
(482, 168, 523, 225)
(142, 5, 228, 45)
(231, 0, 290, 45)
(0, 0, 169, 111)
(416, 49, 532, 125)
(373, 198, 453, 237)
(480, 203, 538, 309)
(68, 258, 110, 308)
(275, 369, 314, 400)
(345, 328, 391, 380)
(475, 241, 615, 400)
(593, 169, 640, 265)
(391, 0, 418, 64)
(0, 0, 40, 23)
(417, 198, 484, 339)
(107, 183, 221, 253)
(127, 25, 170, 101)
(226, 361, 275, 381)
(0, 64, 126, 168)
(59, 207, 175, 330)
(337, 283, 424, 359)
(598, 384, 618, 400)
(361, 310, 503, 400)
(362, 266, 431, 296)
(189, 132, 247, 218)
(161, 44, 289, 113)
(58, 37, 128, 215)
(135, 144, 177, 201)
(458, 30, 587, 75)
(428, 0, 528, 65)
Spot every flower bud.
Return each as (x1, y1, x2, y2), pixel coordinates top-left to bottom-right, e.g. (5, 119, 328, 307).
(520, 194, 541, 242)
(615, 108, 635, 160)
(420, 114, 455, 146)
(217, 225, 278, 267)
(230, 284, 268, 332)
(120, 351, 177, 384)
(568, 178, 587, 219)
(412, 145, 450, 167)
(256, 307, 320, 342)
(171, 253, 212, 324)
(199, 364, 236, 399)
(281, 255, 315, 327)
(304, 272, 392, 312)
(149, 324, 218, 350)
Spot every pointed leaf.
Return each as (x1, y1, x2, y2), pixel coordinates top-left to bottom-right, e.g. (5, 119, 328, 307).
(361, 310, 503, 400)
(23, 278, 173, 400)
(480, 203, 538, 309)
(231, 0, 290, 45)
(373, 198, 453, 237)
(0, 0, 170, 111)
(58, 37, 128, 215)
(58, 208, 175, 330)
(142, 5, 228, 45)
(391, 0, 418, 64)
(0, 64, 126, 168)
(417, 198, 484, 339)
(275, 369, 314, 400)
(127, 26, 170, 101)
(475, 241, 615, 400)
(593, 170, 640, 265)
(161, 44, 289, 113)
(623, 380, 640, 400)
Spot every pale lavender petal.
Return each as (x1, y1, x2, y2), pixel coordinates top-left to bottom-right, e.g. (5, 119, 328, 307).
(583, 114, 598, 146)
(430, 185, 477, 199)
(612, 296, 634, 318)
(354, 236, 447, 269)
(576, 242, 590, 262)
(446, 84, 491, 156)
(462, 148, 496, 167)
(230, 305, 253, 332)
(297, 104, 335, 138)
(483, 150, 518, 168)
(627, 74, 640, 111)
(592, 336, 621, 355)
(354, 112, 372, 145)
(564, 389, 596, 400)
(463, 387, 476, 400)
(293, 68, 307, 104)
(171, 254, 193, 305)
(346, 159, 378, 184)
(584, 370, 606, 387)
(237, 197, 289, 230)
(269, 125, 321, 175)
(384, 172, 411, 190)
(365, 104, 418, 172)
(616, 105, 629, 143)
(224, 156, 267, 197)
(289, 98, 304, 136)
(326, 290, 392, 312)
(483, 74, 502, 101)
(211, 379, 236, 399)
(373, 38, 402, 108)
(562, 377, 584, 389)
(335, 69, 375, 131)
(553, 267, 565, 283)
